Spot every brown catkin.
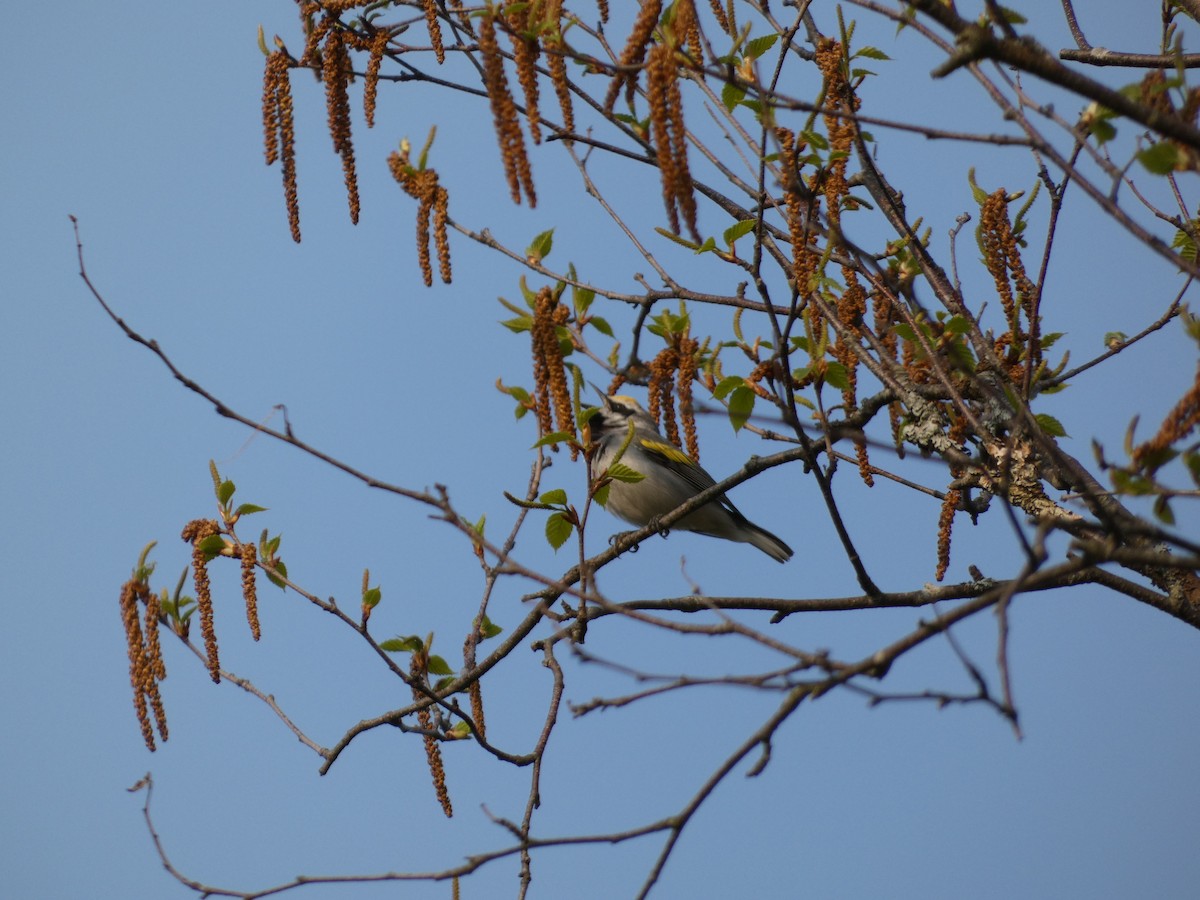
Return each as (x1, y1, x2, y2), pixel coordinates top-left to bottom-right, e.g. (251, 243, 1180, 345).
(604, 0, 662, 113)
(531, 288, 576, 455)
(322, 27, 360, 225)
(777, 127, 818, 299)
(479, 11, 536, 206)
(263, 51, 301, 242)
(143, 590, 169, 743)
(648, 347, 683, 451)
(120, 580, 156, 750)
(463, 632, 486, 742)
(182, 519, 221, 684)
(387, 147, 452, 286)
(432, 183, 452, 283)
(422, 0, 445, 64)
(239, 542, 260, 641)
(544, 0, 574, 133)
(411, 655, 453, 818)
(646, 43, 699, 240)
(935, 488, 960, 582)
(364, 28, 389, 127)
(508, 5, 543, 144)
(677, 336, 699, 460)
(980, 191, 1019, 345)
(416, 177, 434, 287)
(707, 0, 730, 34)
(1133, 362, 1200, 470)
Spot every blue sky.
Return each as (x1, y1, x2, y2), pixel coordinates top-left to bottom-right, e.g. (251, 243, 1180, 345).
(4, 2, 1199, 898)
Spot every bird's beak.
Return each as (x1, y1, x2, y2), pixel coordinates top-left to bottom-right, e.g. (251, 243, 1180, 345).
(588, 381, 610, 406)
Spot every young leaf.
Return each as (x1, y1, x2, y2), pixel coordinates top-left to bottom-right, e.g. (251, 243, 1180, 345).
(525, 228, 554, 264)
(606, 462, 646, 483)
(1035, 413, 1068, 438)
(501, 315, 533, 333)
(744, 34, 779, 61)
(589, 316, 614, 337)
(197, 534, 228, 561)
(1138, 142, 1182, 175)
(823, 362, 850, 391)
(713, 374, 745, 399)
(545, 511, 573, 550)
(721, 83, 746, 111)
(532, 430, 575, 448)
(381, 636, 424, 654)
(539, 488, 568, 505)
(728, 385, 756, 432)
(853, 46, 891, 61)
(479, 615, 503, 639)
(427, 655, 455, 676)
(723, 219, 757, 246)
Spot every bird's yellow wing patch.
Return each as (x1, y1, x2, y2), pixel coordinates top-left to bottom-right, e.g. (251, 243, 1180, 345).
(639, 438, 694, 466)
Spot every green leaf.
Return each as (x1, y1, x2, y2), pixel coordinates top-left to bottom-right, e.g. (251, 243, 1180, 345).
(362, 587, 382, 609)
(525, 228, 554, 264)
(823, 362, 850, 391)
(1138, 141, 1182, 175)
(380, 636, 424, 653)
(989, 5, 1027, 24)
(1153, 494, 1176, 526)
(427, 655, 454, 676)
(593, 482, 611, 507)
(1035, 413, 1068, 438)
(196, 534, 228, 561)
(480, 615, 504, 639)
(1172, 225, 1199, 262)
(967, 167, 989, 204)
(217, 479, 236, 507)
(532, 430, 574, 448)
(696, 236, 717, 254)
(728, 385, 755, 432)
(1088, 118, 1116, 145)
(500, 315, 533, 333)
(713, 375, 744, 399)
(588, 316, 614, 337)
(721, 82, 746, 111)
(744, 33, 779, 61)
(539, 488, 568, 505)
(944, 315, 972, 335)
(801, 129, 829, 151)
(723, 219, 757, 246)
(1103, 331, 1127, 349)
(655, 227, 701, 250)
(266, 560, 288, 589)
(606, 462, 645, 483)
(853, 45, 891, 61)
(447, 720, 473, 739)
(545, 511, 573, 550)
(234, 503, 268, 517)
(1184, 450, 1200, 487)
(572, 284, 595, 315)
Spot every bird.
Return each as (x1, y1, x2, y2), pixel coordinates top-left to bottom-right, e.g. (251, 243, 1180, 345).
(587, 394, 793, 562)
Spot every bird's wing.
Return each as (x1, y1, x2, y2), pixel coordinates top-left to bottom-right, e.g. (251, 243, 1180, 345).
(636, 438, 722, 491)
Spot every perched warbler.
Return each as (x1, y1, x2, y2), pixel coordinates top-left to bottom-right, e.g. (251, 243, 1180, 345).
(588, 394, 793, 562)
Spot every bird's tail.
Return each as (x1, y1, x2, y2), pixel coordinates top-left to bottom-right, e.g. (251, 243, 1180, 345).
(745, 522, 793, 563)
